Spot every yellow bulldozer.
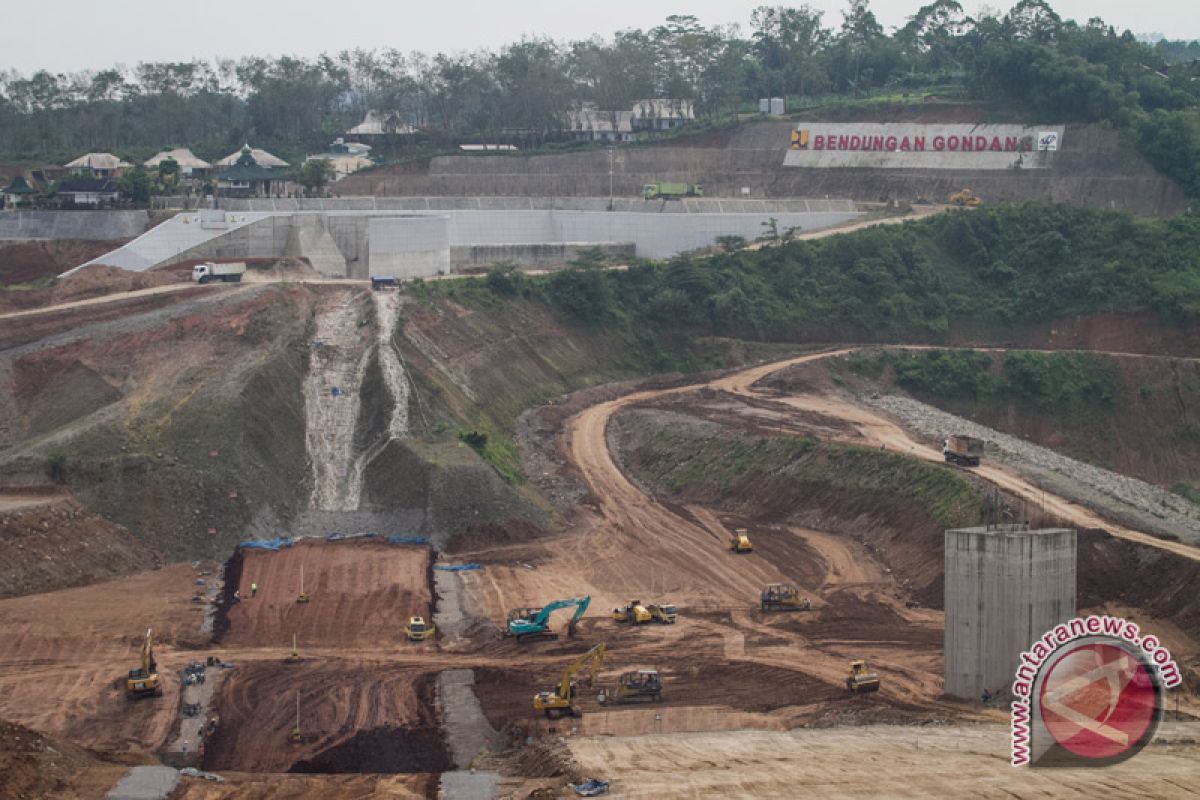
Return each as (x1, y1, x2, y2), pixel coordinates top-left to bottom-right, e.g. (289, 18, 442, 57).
(760, 584, 812, 612)
(612, 599, 652, 625)
(404, 616, 435, 641)
(948, 188, 982, 207)
(729, 528, 753, 554)
(533, 642, 606, 719)
(847, 660, 881, 693)
(599, 670, 663, 706)
(125, 628, 162, 700)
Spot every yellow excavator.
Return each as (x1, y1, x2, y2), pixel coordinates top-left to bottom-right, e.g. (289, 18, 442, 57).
(533, 642, 606, 719)
(612, 599, 652, 625)
(125, 628, 162, 700)
(404, 616, 435, 642)
(847, 660, 881, 693)
(730, 528, 753, 554)
(948, 188, 982, 207)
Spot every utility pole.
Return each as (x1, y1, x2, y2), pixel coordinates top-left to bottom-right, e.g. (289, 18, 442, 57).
(607, 146, 615, 211)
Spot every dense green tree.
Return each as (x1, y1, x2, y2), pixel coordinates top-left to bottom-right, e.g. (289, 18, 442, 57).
(118, 166, 151, 203)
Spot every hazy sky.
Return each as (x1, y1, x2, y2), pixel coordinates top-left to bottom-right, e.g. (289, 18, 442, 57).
(4, 0, 1195, 74)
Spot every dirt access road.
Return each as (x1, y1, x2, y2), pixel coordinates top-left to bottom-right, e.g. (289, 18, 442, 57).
(709, 350, 1200, 561)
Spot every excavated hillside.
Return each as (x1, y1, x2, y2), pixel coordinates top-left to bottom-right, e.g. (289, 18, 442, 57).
(0, 282, 319, 580)
(607, 381, 1200, 656)
(338, 112, 1185, 215)
(828, 348, 1200, 493)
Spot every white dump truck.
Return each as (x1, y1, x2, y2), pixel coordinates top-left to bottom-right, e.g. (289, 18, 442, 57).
(192, 262, 245, 284)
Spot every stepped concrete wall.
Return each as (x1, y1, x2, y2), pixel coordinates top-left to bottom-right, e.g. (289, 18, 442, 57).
(78, 206, 862, 278)
(0, 210, 149, 240)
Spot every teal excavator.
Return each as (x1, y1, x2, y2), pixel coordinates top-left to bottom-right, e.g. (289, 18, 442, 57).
(505, 596, 590, 643)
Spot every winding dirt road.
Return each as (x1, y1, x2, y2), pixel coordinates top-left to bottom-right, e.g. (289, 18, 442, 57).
(708, 350, 1200, 561)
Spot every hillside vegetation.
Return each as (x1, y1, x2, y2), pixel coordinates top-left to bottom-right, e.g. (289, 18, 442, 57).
(444, 204, 1200, 344)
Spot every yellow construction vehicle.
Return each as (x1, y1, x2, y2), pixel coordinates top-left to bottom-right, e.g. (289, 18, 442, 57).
(286, 632, 302, 662)
(404, 616, 435, 641)
(599, 670, 663, 705)
(948, 188, 982, 207)
(612, 599, 652, 625)
(760, 584, 812, 612)
(646, 602, 677, 624)
(730, 528, 753, 553)
(847, 660, 881, 693)
(533, 643, 606, 719)
(125, 628, 162, 700)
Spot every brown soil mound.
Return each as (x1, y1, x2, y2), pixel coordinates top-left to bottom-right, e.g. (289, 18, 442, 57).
(0, 262, 181, 313)
(0, 717, 104, 800)
(0, 498, 160, 599)
(0, 239, 129, 285)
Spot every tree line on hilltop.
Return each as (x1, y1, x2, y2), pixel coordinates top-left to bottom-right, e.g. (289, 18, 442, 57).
(1, 1, 1198, 195)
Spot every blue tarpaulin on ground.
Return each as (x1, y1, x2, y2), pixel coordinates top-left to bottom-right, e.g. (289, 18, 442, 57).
(387, 535, 429, 545)
(574, 780, 610, 797)
(434, 563, 482, 572)
(239, 537, 294, 551)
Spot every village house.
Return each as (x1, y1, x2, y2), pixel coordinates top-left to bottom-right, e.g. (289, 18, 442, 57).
(144, 148, 212, 177)
(63, 152, 132, 178)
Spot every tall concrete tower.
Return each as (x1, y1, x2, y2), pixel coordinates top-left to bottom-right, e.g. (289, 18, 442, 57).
(944, 525, 1076, 700)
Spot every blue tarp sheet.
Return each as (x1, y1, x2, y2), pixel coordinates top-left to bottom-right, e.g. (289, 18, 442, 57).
(239, 537, 294, 551)
(387, 535, 429, 545)
(434, 563, 482, 572)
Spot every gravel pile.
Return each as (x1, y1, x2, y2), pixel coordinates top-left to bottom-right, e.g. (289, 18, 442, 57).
(865, 394, 1200, 543)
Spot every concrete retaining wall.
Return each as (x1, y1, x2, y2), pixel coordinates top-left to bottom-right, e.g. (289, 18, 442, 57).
(79, 207, 863, 277)
(220, 196, 856, 214)
(369, 216, 451, 278)
(452, 242, 635, 270)
(0, 210, 149, 240)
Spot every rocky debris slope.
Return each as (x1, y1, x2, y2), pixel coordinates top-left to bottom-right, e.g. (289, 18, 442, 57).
(371, 291, 411, 440)
(866, 394, 1200, 542)
(305, 294, 373, 511)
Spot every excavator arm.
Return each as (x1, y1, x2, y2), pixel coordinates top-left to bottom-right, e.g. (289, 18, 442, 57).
(557, 642, 606, 700)
(142, 628, 155, 674)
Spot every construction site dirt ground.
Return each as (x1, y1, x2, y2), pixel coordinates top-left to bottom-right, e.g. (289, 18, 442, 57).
(2, 273, 1200, 797)
(219, 539, 433, 649)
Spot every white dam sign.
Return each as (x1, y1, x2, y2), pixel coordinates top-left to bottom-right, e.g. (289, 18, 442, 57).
(783, 123, 1065, 170)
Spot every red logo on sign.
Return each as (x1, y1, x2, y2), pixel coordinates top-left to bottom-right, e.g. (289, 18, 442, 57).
(1038, 642, 1158, 761)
